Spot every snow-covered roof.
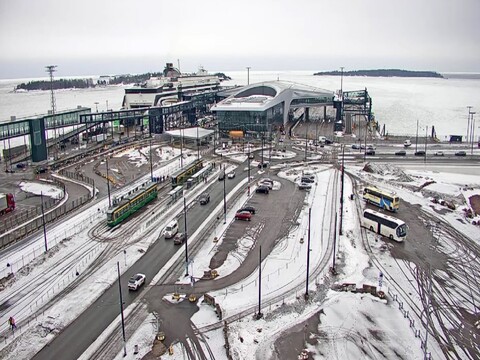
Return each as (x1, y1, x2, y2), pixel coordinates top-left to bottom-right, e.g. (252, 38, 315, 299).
(165, 127, 214, 139)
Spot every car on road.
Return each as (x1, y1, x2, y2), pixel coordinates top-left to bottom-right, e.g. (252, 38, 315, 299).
(199, 193, 210, 205)
(248, 153, 255, 159)
(366, 144, 376, 150)
(395, 150, 406, 156)
(238, 206, 256, 214)
(128, 273, 146, 291)
(455, 151, 467, 156)
(434, 151, 444, 156)
(227, 171, 236, 179)
(301, 176, 315, 183)
(414, 151, 426, 156)
(235, 211, 252, 221)
(218, 171, 225, 181)
(404, 139, 412, 147)
(365, 149, 375, 155)
(255, 185, 270, 194)
(164, 220, 179, 239)
(298, 182, 312, 190)
(257, 161, 269, 169)
(351, 144, 360, 150)
(173, 232, 187, 245)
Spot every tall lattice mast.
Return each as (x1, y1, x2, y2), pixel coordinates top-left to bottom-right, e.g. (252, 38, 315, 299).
(45, 65, 57, 159)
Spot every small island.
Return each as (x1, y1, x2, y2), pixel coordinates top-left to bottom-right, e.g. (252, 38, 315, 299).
(14, 70, 232, 92)
(313, 69, 444, 78)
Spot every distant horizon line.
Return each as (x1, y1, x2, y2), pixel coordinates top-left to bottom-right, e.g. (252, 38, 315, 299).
(1, 69, 480, 82)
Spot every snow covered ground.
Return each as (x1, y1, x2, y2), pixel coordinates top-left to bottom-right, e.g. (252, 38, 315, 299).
(0, 143, 479, 359)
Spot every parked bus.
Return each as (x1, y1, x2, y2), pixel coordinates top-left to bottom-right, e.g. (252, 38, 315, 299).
(363, 186, 399, 212)
(361, 209, 407, 242)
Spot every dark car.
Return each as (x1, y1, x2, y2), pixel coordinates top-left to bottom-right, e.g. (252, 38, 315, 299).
(235, 211, 252, 221)
(395, 150, 406, 156)
(365, 149, 375, 155)
(16, 163, 26, 169)
(173, 232, 187, 245)
(218, 171, 225, 181)
(199, 193, 210, 205)
(238, 206, 256, 214)
(257, 161, 269, 169)
(455, 151, 467, 156)
(255, 185, 270, 194)
(351, 144, 360, 150)
(414, 151, 426, 156)
(325, 138, 333, 145)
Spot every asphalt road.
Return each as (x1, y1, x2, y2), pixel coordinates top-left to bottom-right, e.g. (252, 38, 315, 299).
(31, 157, 262, 360)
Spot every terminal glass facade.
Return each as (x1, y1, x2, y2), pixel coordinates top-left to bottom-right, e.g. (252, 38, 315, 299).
(216, 103, 284, 134)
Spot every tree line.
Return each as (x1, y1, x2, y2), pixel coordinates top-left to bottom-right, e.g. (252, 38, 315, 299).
(313, 69, 444, 78)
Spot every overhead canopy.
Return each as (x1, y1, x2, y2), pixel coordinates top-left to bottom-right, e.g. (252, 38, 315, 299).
(165, 127, 214, 140)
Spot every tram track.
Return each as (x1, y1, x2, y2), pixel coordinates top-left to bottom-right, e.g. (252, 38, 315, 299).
(350, 172, 480, 360)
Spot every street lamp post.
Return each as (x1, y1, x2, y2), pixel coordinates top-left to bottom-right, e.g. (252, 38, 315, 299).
(223, 164, 227, 224)
(106, 158, 112, 208)
(149, 138, 153, 181)
(247, 152, 251, 196)
(117, 262, 127, 357)
(94, 102, 99, 113)
(41, 192, 48, 252)
(424, 126, 428, 162)
(184, 197, 189, 276)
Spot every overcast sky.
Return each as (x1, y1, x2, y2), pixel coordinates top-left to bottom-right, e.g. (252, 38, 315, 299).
(0, 0, 479, 79)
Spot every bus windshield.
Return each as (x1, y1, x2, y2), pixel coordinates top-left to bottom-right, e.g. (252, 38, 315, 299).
(396, 224, 407, 237)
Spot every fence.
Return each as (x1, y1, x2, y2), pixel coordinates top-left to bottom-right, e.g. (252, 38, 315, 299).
(0, 172, 94, 249)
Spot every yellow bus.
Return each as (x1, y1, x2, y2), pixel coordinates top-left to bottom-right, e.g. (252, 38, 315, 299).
(363, 186, 399, 212)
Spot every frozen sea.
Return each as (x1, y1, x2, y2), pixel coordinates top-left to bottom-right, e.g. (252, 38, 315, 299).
(1, 70, 480, 140)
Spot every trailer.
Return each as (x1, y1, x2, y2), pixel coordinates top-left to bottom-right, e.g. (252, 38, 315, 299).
(0, 193, 15, 215)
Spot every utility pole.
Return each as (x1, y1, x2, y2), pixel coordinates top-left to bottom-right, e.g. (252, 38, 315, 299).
(197, 125, 200, 160)
(424, 126, 428, 163)
(415, 119, 419, 153)
(423, 266, 433, 360)
(223, 164, 227, 224)
(149, 137, 153, 181)
(339, 145, 345, 235)
(256, 245, 263, 320)
(247, 152, 251, 196)
(41, 192, 48, 252)
(467, 106, 472, 145)
(340, 66, 344, 100)
(305, 208, 311, 300)
(304, 120, 308, 162)
(117, 262, 127, 357)
(246, 67, 251, 85)
(180, 127, 184, 168)
(470, 112, 476, 155)
(184, 197, 189, 276)
(106, 158, 112, 208)
(332, 212, 337, 272)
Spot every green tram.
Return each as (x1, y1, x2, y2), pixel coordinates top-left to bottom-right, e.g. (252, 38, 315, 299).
(171, 159, 204, 188)
(107, 181, 158, 227)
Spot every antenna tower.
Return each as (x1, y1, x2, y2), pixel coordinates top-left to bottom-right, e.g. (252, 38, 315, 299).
(45, 65, 58, 159)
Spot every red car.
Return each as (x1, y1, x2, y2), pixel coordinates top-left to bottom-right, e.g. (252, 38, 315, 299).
(235, 211, 252, 221)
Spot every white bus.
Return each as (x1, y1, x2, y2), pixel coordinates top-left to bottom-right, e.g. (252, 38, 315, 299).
(361, 209, 407, 242)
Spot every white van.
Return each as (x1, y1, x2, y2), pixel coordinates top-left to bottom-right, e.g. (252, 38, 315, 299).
(164, 220, 179, 239)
